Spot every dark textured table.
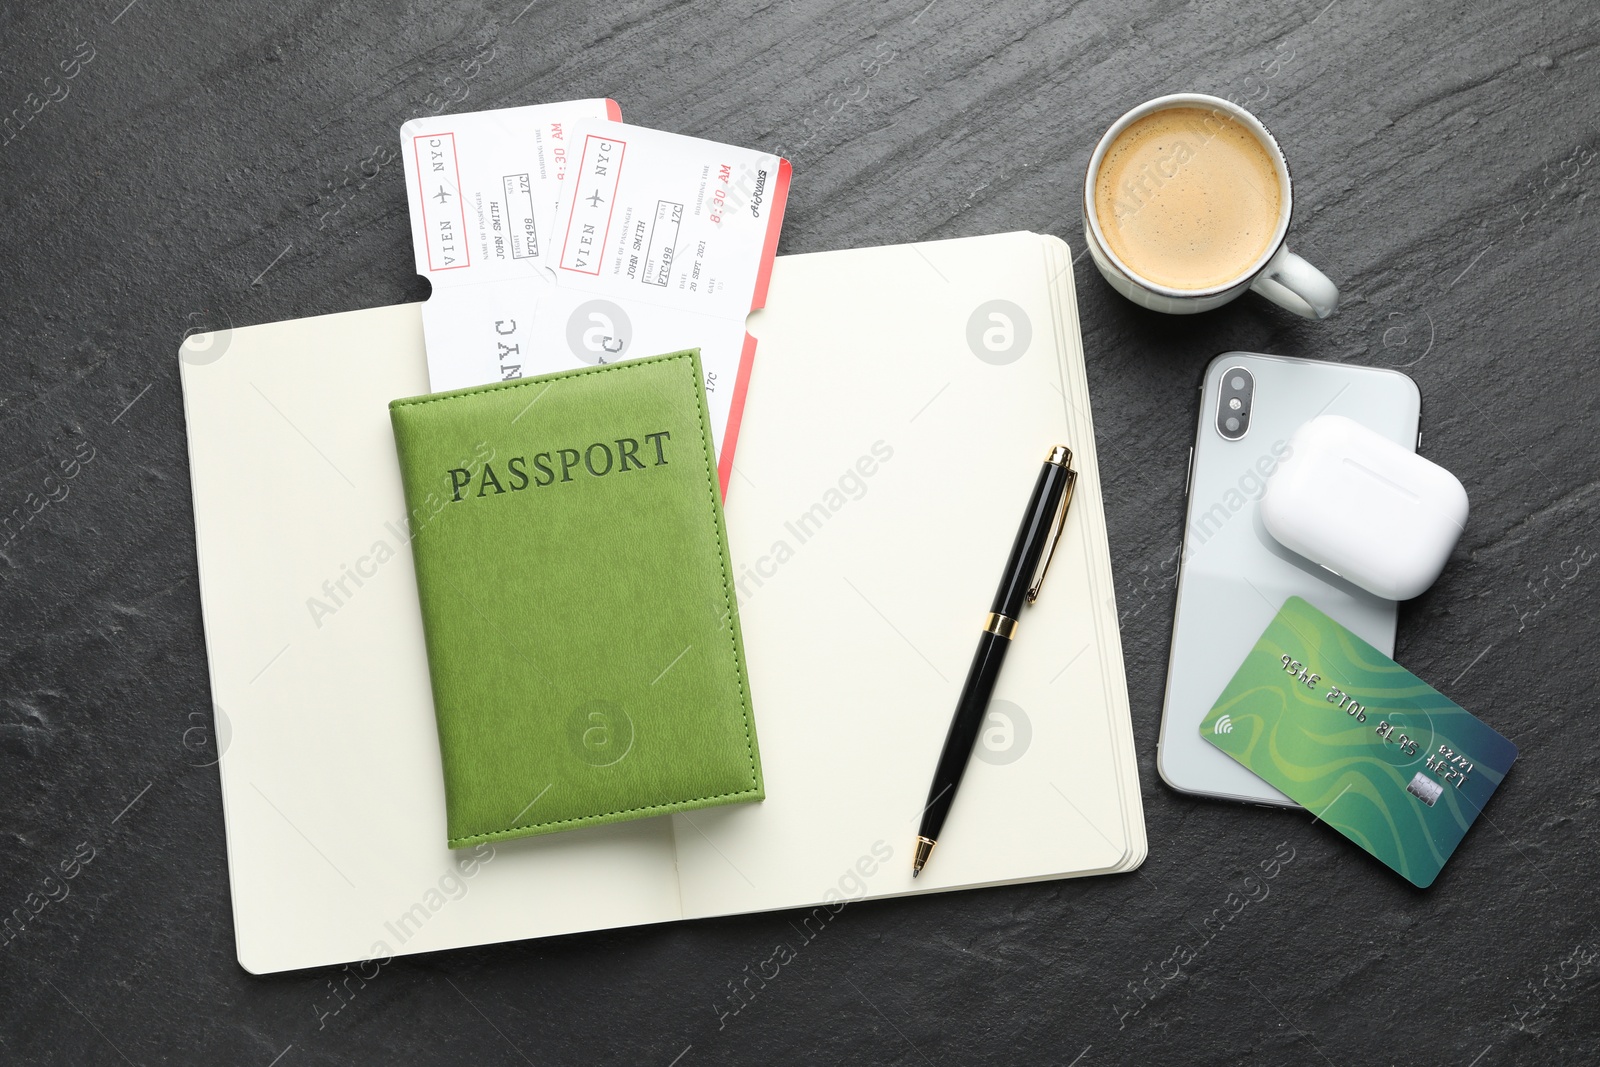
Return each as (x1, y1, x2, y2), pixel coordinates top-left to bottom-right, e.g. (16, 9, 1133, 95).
(3, 0, 1597, 1063)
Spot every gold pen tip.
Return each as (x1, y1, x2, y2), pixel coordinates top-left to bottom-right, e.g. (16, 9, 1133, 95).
(912, 836, 936, 877)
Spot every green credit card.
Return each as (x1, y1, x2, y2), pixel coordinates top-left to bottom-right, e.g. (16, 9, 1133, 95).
(1200, 596, 1517, 888)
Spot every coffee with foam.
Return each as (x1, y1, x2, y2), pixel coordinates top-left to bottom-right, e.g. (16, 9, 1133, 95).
(1093, 106, 1283, 291)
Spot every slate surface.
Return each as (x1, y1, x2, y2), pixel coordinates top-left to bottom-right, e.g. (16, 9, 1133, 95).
(2, 0, 1597, 1064)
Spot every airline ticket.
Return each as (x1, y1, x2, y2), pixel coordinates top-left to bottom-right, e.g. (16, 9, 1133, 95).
(400, 103, 791, 494)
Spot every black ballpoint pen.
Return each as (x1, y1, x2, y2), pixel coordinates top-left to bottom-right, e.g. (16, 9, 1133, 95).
(912, 445, 1078, 877)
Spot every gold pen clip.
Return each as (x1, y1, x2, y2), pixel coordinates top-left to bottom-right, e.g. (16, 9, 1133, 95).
(1026, 445, 1077, 603)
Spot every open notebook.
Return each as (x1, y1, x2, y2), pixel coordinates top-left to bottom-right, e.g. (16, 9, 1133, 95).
(180, 231, 1144, 974)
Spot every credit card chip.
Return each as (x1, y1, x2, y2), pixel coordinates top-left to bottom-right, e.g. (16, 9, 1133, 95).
(1406, 772, 1443, 807)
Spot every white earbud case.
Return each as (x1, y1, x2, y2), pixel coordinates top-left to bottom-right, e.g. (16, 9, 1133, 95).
(1261, 415, 1468, 600)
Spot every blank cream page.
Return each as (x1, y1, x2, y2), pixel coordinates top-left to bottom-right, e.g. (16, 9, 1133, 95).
(676, 232, 1145, 919)
(182, 303, 683, 973)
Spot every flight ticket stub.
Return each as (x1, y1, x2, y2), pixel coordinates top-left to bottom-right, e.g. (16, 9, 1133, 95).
(543, 119, 791, 491)
(400, 98, 621, 415)
(401, 103, 790, 495)
(401, 98, 620, 283)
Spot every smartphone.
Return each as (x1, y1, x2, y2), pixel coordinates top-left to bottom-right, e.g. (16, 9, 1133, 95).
(1158, 352, 1421, 806)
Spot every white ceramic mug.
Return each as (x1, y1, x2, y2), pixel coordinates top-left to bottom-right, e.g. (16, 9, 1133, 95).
(1082, 93, 1339, 319)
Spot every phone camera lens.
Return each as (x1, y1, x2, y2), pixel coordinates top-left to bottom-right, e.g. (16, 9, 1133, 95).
(1216, 366, 1253, 441)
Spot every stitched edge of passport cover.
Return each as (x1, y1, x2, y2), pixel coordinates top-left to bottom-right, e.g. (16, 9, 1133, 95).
(389, 350, 762, 846)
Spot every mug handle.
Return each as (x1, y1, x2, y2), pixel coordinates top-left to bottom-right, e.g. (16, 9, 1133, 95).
(1249, 246, 1339, 319)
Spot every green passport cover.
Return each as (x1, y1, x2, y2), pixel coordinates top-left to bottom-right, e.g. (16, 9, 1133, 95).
(389, 350, 763, 847)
